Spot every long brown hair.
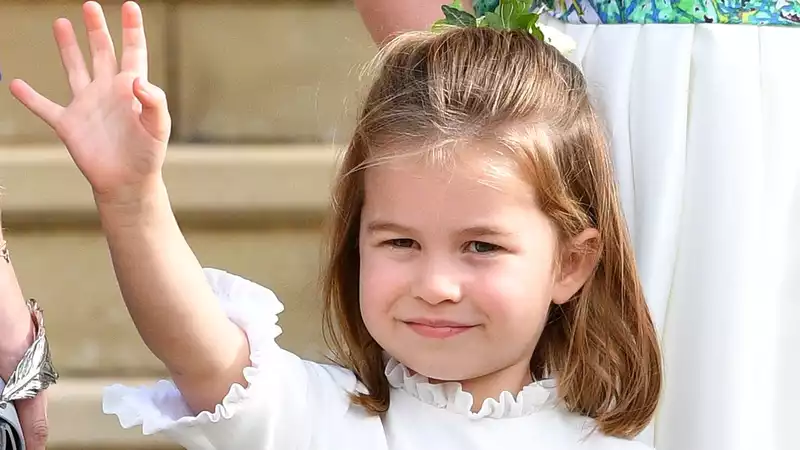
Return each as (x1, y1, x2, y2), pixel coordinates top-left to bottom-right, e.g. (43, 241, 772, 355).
(321, 27, 661, 438)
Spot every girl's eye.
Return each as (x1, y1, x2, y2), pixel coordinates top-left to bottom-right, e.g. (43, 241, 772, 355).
(467, 241, 502, 253)
(387, 238, 416, 249)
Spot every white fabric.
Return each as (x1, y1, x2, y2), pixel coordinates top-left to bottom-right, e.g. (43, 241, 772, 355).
(103, 269, 651, 450)
(545, 20, 800, 450)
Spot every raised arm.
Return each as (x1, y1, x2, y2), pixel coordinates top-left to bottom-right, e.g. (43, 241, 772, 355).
(95, 177, 250, 414)
(355, 0, 472, 45)
(8, 1, 248, 414)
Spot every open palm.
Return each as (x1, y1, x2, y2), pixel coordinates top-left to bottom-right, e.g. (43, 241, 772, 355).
(10, 1, 170, 204)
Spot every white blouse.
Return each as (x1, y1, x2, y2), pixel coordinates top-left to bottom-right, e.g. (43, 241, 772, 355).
(102, 268, 654, 450)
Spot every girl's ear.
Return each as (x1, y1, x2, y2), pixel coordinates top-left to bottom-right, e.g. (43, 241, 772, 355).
(552, 228, 601, 305)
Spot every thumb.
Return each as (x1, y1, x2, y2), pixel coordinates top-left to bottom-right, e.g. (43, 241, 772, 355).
(132, 77, 172, 143)
(15, 393, 49, 450)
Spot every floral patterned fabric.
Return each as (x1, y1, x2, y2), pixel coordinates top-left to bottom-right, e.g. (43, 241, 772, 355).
(548, 0, 800, 24)
(471, 0, 800, 25)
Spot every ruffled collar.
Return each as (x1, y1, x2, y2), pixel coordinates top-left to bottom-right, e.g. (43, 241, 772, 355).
(384, 357, 558, 419)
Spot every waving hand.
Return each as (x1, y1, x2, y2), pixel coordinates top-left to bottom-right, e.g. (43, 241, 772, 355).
(10, 1, 170, 205)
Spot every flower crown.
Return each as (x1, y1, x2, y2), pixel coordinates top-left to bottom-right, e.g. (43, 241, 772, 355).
(431, 0, 577, 56)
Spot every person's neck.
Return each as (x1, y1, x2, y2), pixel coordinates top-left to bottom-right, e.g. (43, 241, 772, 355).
(432, 359, 533, 412)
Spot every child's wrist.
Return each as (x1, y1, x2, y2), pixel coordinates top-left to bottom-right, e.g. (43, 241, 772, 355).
(94, 176, 171, 228)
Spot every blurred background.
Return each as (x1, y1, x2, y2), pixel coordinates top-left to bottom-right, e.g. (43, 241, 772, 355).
(0, 0, 377, 448)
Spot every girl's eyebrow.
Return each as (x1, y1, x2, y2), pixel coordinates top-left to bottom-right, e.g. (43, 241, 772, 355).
(365, 220, 512, 238)
(459, 226, 514, 238)
(365, 220, 416, 235)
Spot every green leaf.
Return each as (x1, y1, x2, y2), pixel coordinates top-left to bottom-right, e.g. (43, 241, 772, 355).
(506, 0, 536, 14)
(496, 0, 534, 27)
(513, 12, 540, 29)
(441, 4, 477, 27)
(496, 1, 513, 26)
(482, 11, 505, 29)
(527, 22, 545, 41)
(435, 0, 547, 43)
(474, 0, 500, 16)
(431, 18, 455, 32)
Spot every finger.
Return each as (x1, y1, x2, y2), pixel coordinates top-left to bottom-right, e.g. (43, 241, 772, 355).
(9, 79, 64, 128)
(133, 77, 171, 142)
(53, 18, 91, 93)
(83, 1, 118, 79)
(15, 393, 49, 450)
(120, 1, 148, 78)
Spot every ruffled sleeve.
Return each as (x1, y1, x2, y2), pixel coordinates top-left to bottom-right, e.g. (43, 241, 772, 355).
(102, 268, 361, 450)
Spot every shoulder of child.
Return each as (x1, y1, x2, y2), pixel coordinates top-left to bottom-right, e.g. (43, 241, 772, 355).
(203, 267, 285, 313)
(202, 267, 367, 396)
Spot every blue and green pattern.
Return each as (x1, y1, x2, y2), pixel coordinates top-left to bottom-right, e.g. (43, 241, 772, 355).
(549, 0, 800, 24)
(470, 0, 800, 25)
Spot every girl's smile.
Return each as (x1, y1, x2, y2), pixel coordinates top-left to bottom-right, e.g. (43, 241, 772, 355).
(402, 318, 478, 339)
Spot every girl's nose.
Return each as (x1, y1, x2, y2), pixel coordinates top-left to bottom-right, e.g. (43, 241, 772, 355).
(411, 257, 462, 305)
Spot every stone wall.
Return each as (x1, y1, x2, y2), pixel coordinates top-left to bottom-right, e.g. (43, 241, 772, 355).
(0, 1, 377, 447)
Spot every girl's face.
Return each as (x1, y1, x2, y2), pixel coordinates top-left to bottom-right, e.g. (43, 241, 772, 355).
(358, 149, 587, 398)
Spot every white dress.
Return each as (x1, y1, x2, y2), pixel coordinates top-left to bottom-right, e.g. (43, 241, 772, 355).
(537, 16, 800, 450)
(102, 268, 653, 450)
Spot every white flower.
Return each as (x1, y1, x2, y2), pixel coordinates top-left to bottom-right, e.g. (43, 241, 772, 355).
(537, 22, 577, 56)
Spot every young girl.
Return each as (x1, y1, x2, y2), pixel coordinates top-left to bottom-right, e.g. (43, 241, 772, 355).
(357, 1, 800, 449)
(9, 1, 662, 448)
